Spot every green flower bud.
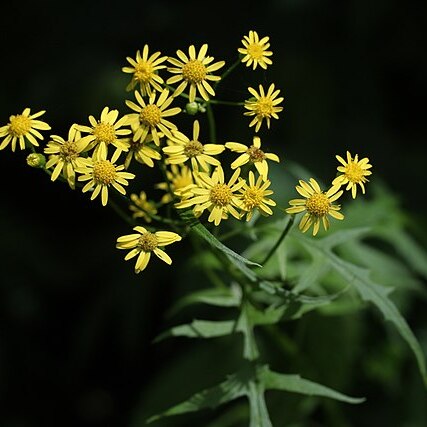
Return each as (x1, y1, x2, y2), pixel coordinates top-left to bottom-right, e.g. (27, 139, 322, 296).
(185, 102, 199, 116)
(26, 153, 46, 168)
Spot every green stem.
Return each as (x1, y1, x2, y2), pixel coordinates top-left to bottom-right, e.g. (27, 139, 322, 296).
(108, 197, 135, 226)
(208, 100, 245, 107)
(214, 58, 241, 91)
(206, 102, 217, 143)
(260, 215, 294, 266)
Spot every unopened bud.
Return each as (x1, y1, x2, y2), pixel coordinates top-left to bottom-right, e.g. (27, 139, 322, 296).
(26, 153, 46, 168)
(185, 102, 206, 115)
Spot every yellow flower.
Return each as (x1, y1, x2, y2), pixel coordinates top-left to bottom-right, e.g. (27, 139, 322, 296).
(77, 106, 131, 162)
(0, 108, 51, 152)
(116, 226, 182, 273)
(244, 84, 284, 132)
(225, 136, 279, 178)
(76, 150, 135, 206)
(129, 191, 158, 222)
(156, 164, 196, 204)
(124, 134, 161, 169)
(238, 30, 273, 70)
(163, 120, 225, 172)
(125, 88, 181, 146)
(122, 44, 168, 95)
(166, 44, 225, 102)
(175, 165, 244, 226)
(286, 178, 344, 236)
(332, 151, 372, 199)
(239, 171, 276, 221)
(44, 125, 92, 189)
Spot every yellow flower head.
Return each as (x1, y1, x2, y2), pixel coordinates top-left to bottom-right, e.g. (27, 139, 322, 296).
(332, 151, 372, 199)
(244, 84, 284, 132)
(166, 44, 225, 102)
(238, 30, 273, 70)
(239, 171, 276, 221)
(122, 44, 168, 95)
(77, 106, 131, 162)
(225, 135, 280, 179)
(124, 134, 161, 169)
(286, 178, 344, 236)
(125, 88, 181, 146)
(0, 108, 51, 152)
(156, 164, 196, 204)
(175, 165, 244, 226)
(129, 191, 158, 222)
(163, 120, 225, 172)
(44, 124, 92, 189)
(116, 226, 182, 273)
(76, 150, 135, 207)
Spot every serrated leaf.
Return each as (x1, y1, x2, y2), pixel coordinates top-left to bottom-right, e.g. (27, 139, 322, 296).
(147, 361, 364, 425)
(296, 231, 427, 385)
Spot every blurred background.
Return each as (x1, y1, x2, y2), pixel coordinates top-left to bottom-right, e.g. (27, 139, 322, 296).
(0, 0, 426, 426)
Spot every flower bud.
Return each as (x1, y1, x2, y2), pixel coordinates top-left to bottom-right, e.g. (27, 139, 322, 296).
(185, 102, 199, 116)
(26, 153, 46, 168)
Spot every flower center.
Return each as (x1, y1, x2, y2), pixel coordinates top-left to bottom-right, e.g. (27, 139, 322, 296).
(140, 105, 162, 127)
(345, 163, 365, 183)
(243, 187, 263, 209)
(210, 183, 233, 207)
(247, 145, 266, 162)
(306, 193, 330, 217)
(184, 140, 204, 157)
(182, 60, 207, 84)
(254, 98, 274, 117)
(9, 115, 32, 136)
(59, 141, 79, 162)
(138, 232, 158, 252)
(247, 44, 264, 59)
(93, 122, 117, 144)
(134, 61, 153, 82)
(93, 160, 117, 185)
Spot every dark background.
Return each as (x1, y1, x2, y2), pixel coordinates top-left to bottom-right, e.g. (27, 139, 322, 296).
(1, 1, 426, 426)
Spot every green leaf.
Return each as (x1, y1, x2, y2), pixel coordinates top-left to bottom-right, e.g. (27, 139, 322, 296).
(167, 286, 241, 317)
(260, 366, 365, 404)
(147, 361, 364, 425)
(296, 230, 427, 385)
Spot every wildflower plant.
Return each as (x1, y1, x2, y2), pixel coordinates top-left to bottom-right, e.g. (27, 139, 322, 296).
(3, 29, 426, 426)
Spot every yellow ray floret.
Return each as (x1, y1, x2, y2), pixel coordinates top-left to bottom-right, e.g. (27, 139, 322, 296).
(225, 135, 279, 179)
(332, 151, 372, 199)
(116, 226, 182, 273)
(244, 84, 284, 132)
(122, 44, 168, 95)
(0, 108, 51, 152)
(286, 178, 344, 236)
(166, 44, 225, 102)
(238, 30, 273, 70)
(163, 119, 225, 172)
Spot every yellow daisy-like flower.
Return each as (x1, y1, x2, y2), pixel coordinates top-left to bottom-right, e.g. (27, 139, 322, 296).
(163, 120, 225, 172)
(129, 191, 158, 223)
(125, 88, 181, 146)
(176, 165, 244, 226)
(286, 178, 344, 236)
(238, 30, 273, 70)
(239, 171, 276, 221)
(44, 125, 92, 189)
(225, 135, 279, 179)
(156, 164, 196, 204)
(124, 134, 161, 169)
(0, 108, 51, 152)
(244, 84, 284, 132)
(77, 106, 131, 162)
(166, 44, 225, 102)
(332, 151, 372, 199)
(76, 150, 135, 206)
(122, 44, 168, 95)
(116, 226, 182, 274)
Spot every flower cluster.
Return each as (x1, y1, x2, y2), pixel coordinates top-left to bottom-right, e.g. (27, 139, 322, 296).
(0, 30, 372, 273)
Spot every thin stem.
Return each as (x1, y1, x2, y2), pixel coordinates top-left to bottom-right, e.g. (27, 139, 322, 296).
(260, 215, 294, 266)
(208, 100, 245, 107)
(206, 102, 216, 143)
(214, 58, 241, 91)
(108, 197, 135, 226)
